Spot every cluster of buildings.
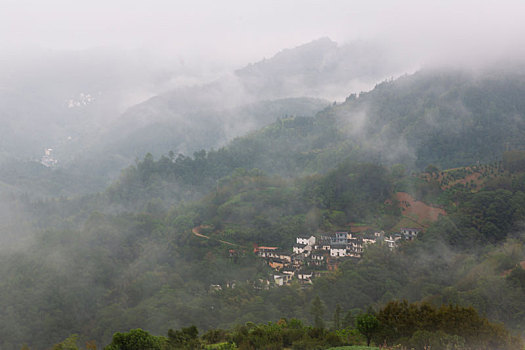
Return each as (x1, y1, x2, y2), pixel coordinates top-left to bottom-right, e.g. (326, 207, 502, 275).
(41, 148, 58, 167)
(255, 228, 422, 286)
(67, 92, 95, 108)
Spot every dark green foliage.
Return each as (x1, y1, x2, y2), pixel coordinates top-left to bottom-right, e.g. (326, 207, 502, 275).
(406, 330, 465, 350)
(374, 301, 523, 350)
(225, 319, 343, 349)
(5, 159, 525, 349)
(4, 69, 525, 350)
(302, 161, 392, 222)
(332, 70, 525, 170)
(333, 304, 342, 330)
(100, 301, 523, 350)
(355, 314, 379, 347)
(506, 266, 525, 292)
(95, 301, 519, 350)
(429, 184, 525, 247)
(102, 69, 525, 213)
(202, 329, 228, 344)
(51, 334, 80, 350)
(342, 311, 356, 329)
(310, 296, 325, 329)
(106, 112, 347, 211)
(503, 150, 525, 173)
(105, 329, 166, 350)
(167, 326, 200, 349)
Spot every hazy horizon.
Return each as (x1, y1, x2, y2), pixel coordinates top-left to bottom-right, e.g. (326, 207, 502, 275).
(2, 1, 525, 74)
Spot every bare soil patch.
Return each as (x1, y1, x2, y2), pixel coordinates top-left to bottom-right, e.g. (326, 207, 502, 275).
(395, 192, 446, 225)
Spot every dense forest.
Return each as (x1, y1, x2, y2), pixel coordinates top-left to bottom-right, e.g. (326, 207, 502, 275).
(52, 301, 520, 349)
(1, 68, 525, 349)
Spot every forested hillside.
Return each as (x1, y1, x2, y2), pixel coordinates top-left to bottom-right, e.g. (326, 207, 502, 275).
(1, 68, 525, 349)
(331, 68, 525, 169)
(53, 37, 409, 187)
(3, 157, 525, 349)
(100, 68, 525, 212)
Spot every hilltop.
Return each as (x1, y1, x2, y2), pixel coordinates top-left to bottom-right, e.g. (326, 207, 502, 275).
(59, 37, 410, 187)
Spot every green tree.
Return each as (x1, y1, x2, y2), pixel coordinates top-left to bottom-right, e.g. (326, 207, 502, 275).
(503, 150, 525, 173)
(333, 304, 342, 330)
(52, 334, 79, 350)
(342, 310, 355, 329)
(105, 329, 165, 350)
(167, 326, 200, 349)
(356, 313, 379, 346)
(310, 296, 325, 329)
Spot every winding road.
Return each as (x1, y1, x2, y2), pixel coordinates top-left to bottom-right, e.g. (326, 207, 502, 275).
(191, 226, 244, 247)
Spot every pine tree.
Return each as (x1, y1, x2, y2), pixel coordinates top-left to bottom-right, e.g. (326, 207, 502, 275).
(333, 304, 342, 330)
(310, 296, 325, 329)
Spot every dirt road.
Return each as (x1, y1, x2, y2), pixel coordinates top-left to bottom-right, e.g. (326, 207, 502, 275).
(191, 226, 244, 247)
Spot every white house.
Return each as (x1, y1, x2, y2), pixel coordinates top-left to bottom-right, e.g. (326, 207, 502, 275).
(293, 243, 307, 254)
(362, 238, 376, 245)
(384, 236, 397, 250)
(296, 235, 316, 246)
(282, 268, 295, 277)
(303, 244, 313, 257)
(330, 244, 347, 257)
(274, 275, 285, 286)
(263, 250, 292, 262)
(274, 274, 293, 286)
(297, 270, 313, 281)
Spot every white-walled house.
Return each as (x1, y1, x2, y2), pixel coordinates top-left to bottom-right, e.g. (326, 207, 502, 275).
(274, 274, 292, 286)
(384, 236, 397, 250)
(330, 244, 347, 257)
(282, 268, 295, 277)
(293, 243, 307, 254)
(297, 270, 313, 281)
(362, 238, 376, 245)
(296, 235, 316, 246)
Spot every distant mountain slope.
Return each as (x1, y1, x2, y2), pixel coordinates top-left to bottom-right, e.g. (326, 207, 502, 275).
(330, 68, 525, 169)
(102, 97, 329, 161)
(105, 67, 525, 210)
(76, 38, 409, 175)
(0, 38, 413, 196)
(236, 37, 410, 100)
(67, 97, 330, 184)
(0, 48, 170, 161)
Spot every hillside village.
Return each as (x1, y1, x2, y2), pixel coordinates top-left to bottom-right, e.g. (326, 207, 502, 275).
(255, 228, 422, 286)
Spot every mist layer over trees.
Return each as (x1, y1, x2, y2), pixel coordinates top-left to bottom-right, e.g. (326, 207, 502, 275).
(1, 29, 525, 349)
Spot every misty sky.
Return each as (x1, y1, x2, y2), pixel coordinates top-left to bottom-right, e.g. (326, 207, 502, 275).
(2, 0, 524, 69)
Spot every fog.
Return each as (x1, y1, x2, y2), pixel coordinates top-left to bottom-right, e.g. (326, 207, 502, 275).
(2, 1, 525, 67)
(1, 1, 525, 349)
(1, 1, 524, 170)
